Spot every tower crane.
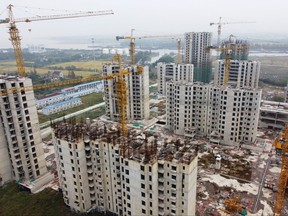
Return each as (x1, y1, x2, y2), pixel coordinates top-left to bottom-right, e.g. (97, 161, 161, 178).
(0, 54, 141, 137)
(0, 4, 114, 77)
(206, 34, 236, 86)
(273, 123, 288, 216)
(210, 17, 255, 58)
(116, 30, 183, 64)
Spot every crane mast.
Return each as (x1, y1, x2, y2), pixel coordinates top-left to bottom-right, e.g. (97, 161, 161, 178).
(0, 4, 113, 77)
(116, 30, 183, 65)
(7, 5, 26, 77)
(274, 124, 288, 216)
(210, 17, 254, 58)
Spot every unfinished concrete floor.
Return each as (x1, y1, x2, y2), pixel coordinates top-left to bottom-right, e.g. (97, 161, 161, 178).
(196, 130, 288, 216)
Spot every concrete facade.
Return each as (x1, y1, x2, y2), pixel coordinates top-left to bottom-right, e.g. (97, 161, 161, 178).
(184, 32, 212, 83)
(166, 81, 262, 145)
(53, 123, 197, 215)
(259, 100, 288, 130)
(103, 64, 149, 121)
(0, 76, 51, 185)
(214, 60, 260, 89)
(157, 63, 193, 95)
(220, 39, 249, 60)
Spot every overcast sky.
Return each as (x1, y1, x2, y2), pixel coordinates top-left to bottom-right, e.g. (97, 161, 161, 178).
(0, 0, 287, 48)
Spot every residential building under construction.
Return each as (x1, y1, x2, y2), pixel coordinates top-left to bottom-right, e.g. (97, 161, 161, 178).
(184, 32, 212, 83)
(214, 60, 261, 88)
(103, 64, 149, 121)
(0, 76, 53, 190)
(53, 121, 197, 215)
(157, 62, 194, 95)
(166, 81, 262, 145)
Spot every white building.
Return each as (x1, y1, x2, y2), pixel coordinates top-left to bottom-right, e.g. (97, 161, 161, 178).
(42, 98, 82, 115)
(214, 60, 260, 89)
(53, 122, 198, 215)
(166, 81, 262, 145)
(259, 100, 288, 130)
(103, 64, 149, 121)
(157, 63, 193, 95)
(0, 76, 53, 189)
(184, 32, 212, 83)
(36, 81, 103, 109)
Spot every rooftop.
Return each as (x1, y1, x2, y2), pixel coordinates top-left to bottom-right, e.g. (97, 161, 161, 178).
(43, 97, 81, 109)
(53, 119, 197, 165)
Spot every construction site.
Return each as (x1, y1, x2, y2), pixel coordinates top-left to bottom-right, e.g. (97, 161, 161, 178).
(0, 3, 287, 216)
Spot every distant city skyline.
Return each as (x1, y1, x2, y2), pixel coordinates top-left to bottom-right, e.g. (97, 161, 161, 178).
(0, 0, 287, 49)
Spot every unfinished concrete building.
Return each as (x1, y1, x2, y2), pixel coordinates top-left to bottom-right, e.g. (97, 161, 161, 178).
(0, 76, 53, 189)
(166, 81, 262, 145)
(103, 64, 149, 121)
(214, 60, 260, 88)
(184, 32, 212, 83)
(53, 122, 197, 215)
(157, 63, 193, 95)
(259, 100, 288, 130)
(220, 39, 249, 60)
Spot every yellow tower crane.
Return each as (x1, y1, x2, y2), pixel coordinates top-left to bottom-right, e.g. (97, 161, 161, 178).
(273, 123, 288, 216)
(0, 54, 141, 138)
(116, 30, 183, 64)
(0, 4, 114, 77)
(206, 34, 236, 86)
(210, 17, 255, 58)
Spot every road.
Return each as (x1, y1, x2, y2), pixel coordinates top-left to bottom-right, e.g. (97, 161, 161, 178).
(40, 102, 105, 129)
(253, 156, 271, 213)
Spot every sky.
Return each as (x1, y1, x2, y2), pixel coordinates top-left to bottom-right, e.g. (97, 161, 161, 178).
(0, 0, 287, 48)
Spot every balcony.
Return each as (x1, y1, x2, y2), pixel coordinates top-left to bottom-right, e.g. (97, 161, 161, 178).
(87, 168, 93, 174)
(158, 208, 164, 215)
(158, 177, 164, 183)
(158, 200, 164, 207)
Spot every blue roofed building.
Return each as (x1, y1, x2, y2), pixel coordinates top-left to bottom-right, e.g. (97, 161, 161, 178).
(42, 98, 82, 115)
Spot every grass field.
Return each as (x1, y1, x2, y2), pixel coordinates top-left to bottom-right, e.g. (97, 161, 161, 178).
(38, 92, 104, 124)
(48, 61, 110, 71)
(0, 60, 110, 78)
(0, 183, 104, 216)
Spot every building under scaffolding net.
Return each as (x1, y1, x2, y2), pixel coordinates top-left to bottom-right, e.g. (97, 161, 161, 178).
(52, 120, 198, 215)
(220, 39, 249, 61)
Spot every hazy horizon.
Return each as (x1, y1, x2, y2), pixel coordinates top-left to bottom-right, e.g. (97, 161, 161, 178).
(0, 0, 287, 49)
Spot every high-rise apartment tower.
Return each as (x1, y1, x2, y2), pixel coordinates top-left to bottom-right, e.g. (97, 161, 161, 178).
(184, 32, 212, 83)
(0, 76, 52, 188)
(157, 63, 193, 95)
(103, 64, 149, 121)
